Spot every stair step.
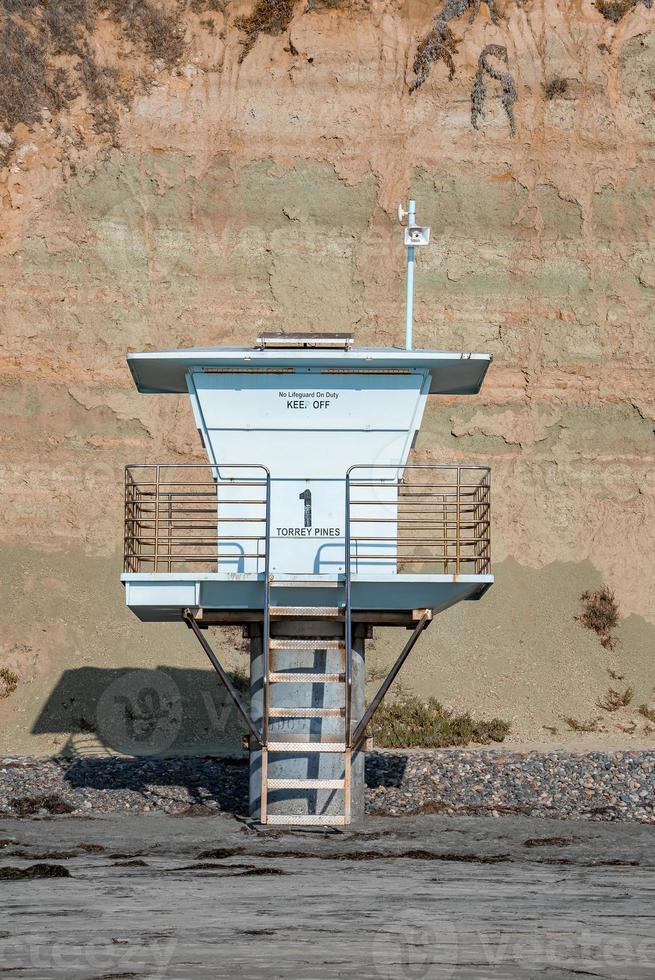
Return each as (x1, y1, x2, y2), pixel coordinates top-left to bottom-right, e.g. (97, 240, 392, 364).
(267, 778, 345, 790)
(269, 671, 345, 684)
(270, 579, 340, 589)
(268, 707, 344, 718)
(265, 814, 346, 826)
(269, 638, 345, 651)
(270, 606, 342, 618)
(267, 741, 346, 753)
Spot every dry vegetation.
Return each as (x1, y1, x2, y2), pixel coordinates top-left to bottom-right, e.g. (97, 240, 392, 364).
(471, 43, 516, 134)
(576, 586, 620, 650)
(409, 2, 518, 135)
(368, 695, 510, 748)
(595, 0, 653, 22)
(0, 0, 362, 154)
(596, 686, 634, 712)
(2, 0, 653, 160)
(0, 667, 19, 699)
(0, 0, 525, 153)
(410, 20, 459, 88)
(0, 0, 206, 158)
(638, 703, 655, 722)
(234, 0, 296, 62)
(563, 716, 599, 733)
(543, 76, 568, 100)
(410, 0, 499, 92)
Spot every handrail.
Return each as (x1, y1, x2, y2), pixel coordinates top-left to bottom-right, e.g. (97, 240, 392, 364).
(344, 471, 353, 748)
(262, 470, 271, 746)
(124, 463, 270, 574)
(345, 463, 491, 576)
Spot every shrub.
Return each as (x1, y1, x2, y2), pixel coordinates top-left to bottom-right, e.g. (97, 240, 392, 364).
(0, 0, 190, 159)
(101, 0, 186, 65)
(543, 76, 568, 100)
(0, 667, 18, 699)
(563, 716, 599, 733)
(471, 44, 517, 135)
(368, 695, 510, 748)
(410, 0, 500, 93)
(410, 23, 458, 90)
(0, 17, 50, 133)
(576, 586, 619, 649)
(597, 687, 634, 712)
(235, 0, 297, 62)
(596, 0, 652, 22)
(75, 46, 120, 138)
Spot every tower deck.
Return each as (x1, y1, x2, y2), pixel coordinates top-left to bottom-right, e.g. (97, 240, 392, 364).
(121, 461, 492, 624)
(122, 572, 492, 624)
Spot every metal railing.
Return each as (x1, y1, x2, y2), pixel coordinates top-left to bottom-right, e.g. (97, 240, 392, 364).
(124, 464, 270, 573)
(345, 464, 491, 577)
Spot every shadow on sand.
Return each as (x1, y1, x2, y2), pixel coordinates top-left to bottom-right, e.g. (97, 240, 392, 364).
(31, 667, 408, 809)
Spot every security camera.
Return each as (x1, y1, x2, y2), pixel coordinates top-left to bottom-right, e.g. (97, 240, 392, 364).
(404, 225, 430, 247)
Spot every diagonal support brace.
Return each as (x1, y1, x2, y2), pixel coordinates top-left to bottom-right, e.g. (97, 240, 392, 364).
(350, 610, 432, 752)
(183, 609, 263, 747)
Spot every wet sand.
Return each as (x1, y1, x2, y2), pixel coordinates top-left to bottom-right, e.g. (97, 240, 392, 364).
(1, 812, 654, 978)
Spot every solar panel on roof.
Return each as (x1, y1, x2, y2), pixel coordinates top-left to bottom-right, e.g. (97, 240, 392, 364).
(256, 332, 354, 350)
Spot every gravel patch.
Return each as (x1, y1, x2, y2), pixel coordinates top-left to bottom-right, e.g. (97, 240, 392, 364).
(366, 750, 655, 821)
(0, 750, 653, 822)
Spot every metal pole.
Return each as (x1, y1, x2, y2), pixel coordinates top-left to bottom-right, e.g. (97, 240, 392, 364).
(405, 199, 416, 350)
(183, 610, 263, 746)
(262, 472, 271, 746)
(154, 464, 160, 572)
(344, 470, 352, 746)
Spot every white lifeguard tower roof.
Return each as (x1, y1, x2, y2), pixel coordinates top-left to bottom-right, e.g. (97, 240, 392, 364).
(127, 344, 492, 396)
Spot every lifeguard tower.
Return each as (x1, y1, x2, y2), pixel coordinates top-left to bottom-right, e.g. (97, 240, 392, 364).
(121, 204, 493, 825)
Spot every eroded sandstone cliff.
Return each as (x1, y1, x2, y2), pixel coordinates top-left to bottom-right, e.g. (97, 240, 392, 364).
(1, 0, 654, 753)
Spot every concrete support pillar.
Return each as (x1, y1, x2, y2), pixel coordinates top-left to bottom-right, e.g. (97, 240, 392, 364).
(248, 621, 367, 823)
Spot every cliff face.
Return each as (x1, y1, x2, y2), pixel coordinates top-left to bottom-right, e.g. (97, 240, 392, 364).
(1, 0, 654, 754)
